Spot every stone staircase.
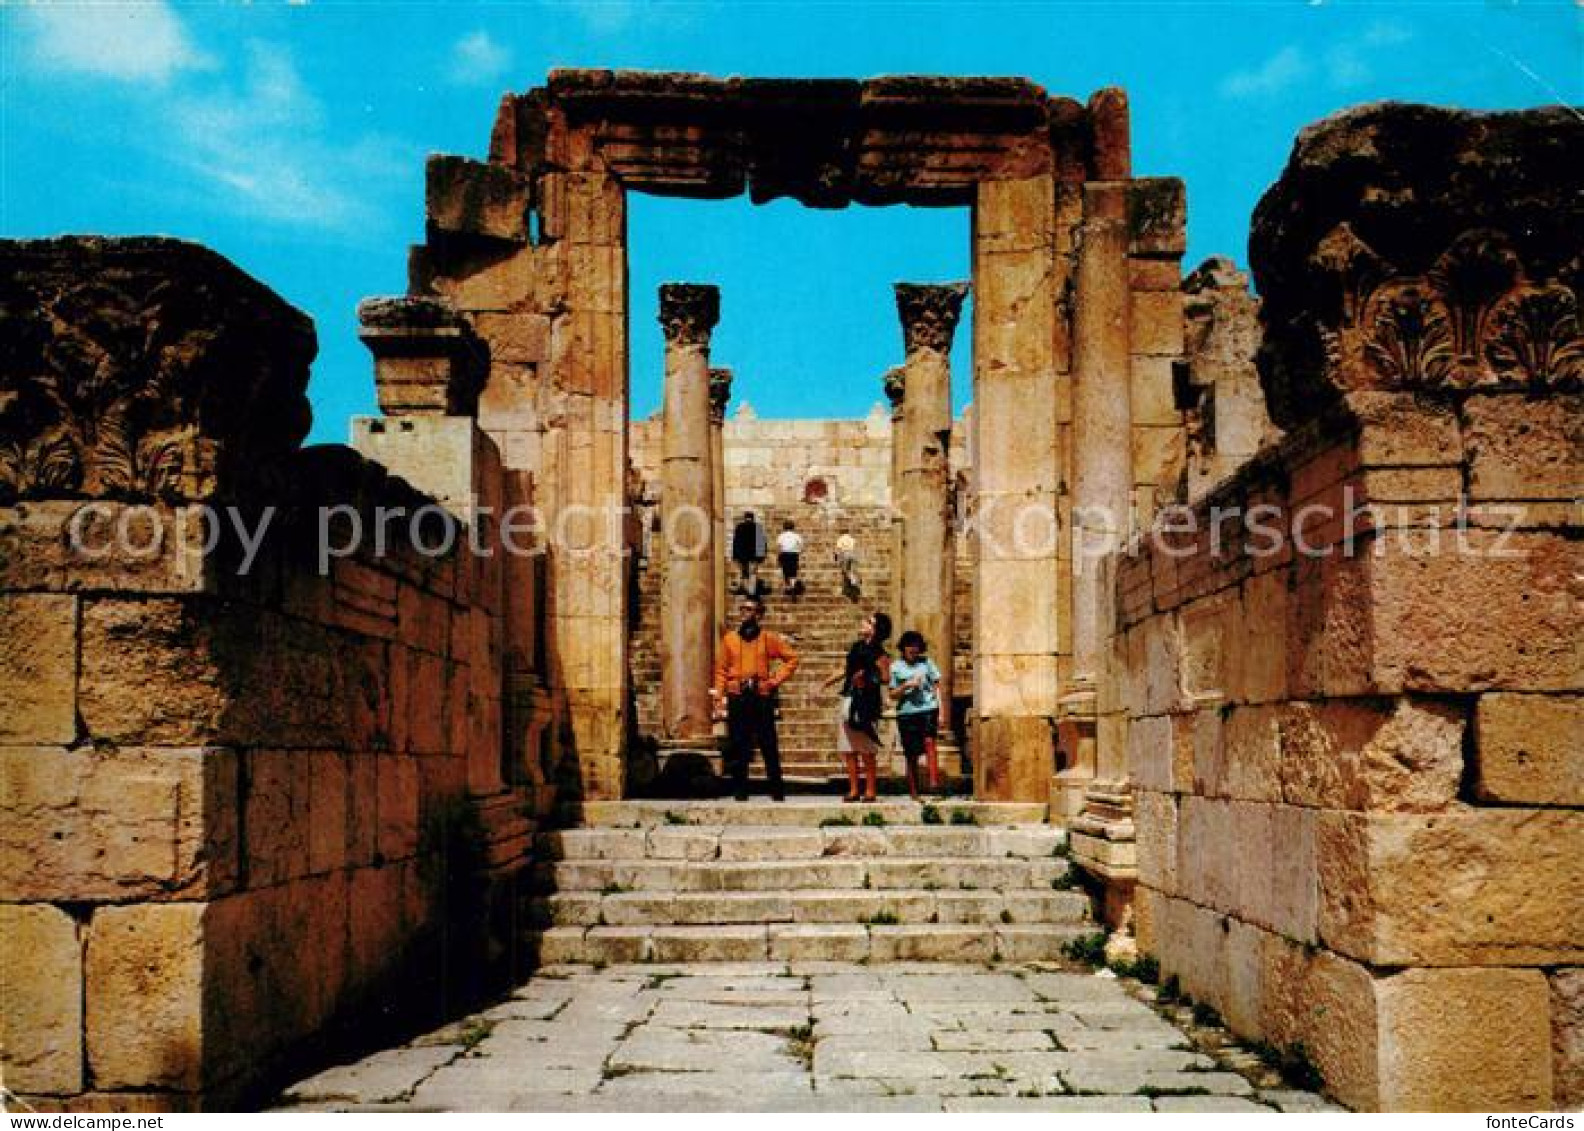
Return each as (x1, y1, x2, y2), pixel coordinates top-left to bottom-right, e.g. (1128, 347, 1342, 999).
(632, 504, 914, 782)
(527, 798, 1092, 964)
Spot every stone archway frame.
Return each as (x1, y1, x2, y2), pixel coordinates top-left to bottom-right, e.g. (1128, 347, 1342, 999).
(413, 70, 1183, 803)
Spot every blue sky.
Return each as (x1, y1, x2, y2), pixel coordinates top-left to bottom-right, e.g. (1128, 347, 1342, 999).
(4, 2, 1579, 441)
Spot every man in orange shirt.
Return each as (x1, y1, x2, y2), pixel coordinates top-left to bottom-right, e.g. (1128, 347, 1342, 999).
(713, 595, 799, 801)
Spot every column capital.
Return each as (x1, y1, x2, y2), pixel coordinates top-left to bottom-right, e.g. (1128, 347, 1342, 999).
(895, 281, 970, 356)
(882, 365, 907, 414)
(659, 283, 720, 346)
(708, 367, 733, 424)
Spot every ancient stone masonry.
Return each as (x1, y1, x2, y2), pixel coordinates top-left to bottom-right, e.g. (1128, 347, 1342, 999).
(0, 239, 538, 1110)
(708, 366, 732, 632)
(894, 282, 969, 721)
(1178, 258, 1278, 502)
(0, 237, 315, 505)
(1106, 104, 1583, 1112)
(658, 284, 721, 742)
(417, 69, 1187, 803)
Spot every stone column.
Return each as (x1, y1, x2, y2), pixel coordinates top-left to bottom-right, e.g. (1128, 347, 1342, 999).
(708, 367, 732, 637)
(658, 284, 721, 742)
(971, 175, 1066, 802)
(883, 365, 906, 626)
(1055, 177, 1136, 822)
(895, 282, 968, 720)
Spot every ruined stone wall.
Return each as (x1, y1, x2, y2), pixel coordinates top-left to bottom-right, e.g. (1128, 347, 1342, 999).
(630, 408, 897, 512)
(1110, 106, 1583, 1111)
(1178, 257, 1278, 502)
(0, 240, 535, 1109)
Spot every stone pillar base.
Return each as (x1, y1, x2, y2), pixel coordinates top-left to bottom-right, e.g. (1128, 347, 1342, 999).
(972, 716, 1055, 804)
(1070, 779, 1138, 930)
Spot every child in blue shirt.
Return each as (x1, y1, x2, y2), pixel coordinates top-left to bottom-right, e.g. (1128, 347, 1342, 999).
(889, 630, 945, 799)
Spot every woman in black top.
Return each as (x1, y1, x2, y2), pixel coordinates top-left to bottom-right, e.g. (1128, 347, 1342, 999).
(821, 611, 892, 802)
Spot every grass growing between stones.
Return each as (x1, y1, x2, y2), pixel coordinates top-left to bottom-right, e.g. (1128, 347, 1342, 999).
(663, 810, 692, 826)
(1060, 930, 1108, 967)
(1109, 953, 1160, 983)
(861, 910, 899, 926)
(779, 1023, 816, 1070)
(862, 811, 888, 827)
(1251, 1040, 1325, 1092)
(458, 1018, 495, 1054)
(948, 809, 978, 826)
(920, 804, 943, 825)
(819, 816, 854, 828)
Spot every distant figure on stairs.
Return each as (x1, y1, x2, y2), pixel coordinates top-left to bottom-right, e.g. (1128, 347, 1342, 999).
(834, 530, 861, 596)
(776, 519, 804, 595)
(731, 511, 767, 596)
(713, 595, 798, 801)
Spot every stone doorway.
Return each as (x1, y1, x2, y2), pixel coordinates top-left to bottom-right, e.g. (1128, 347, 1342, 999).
(411, 70, 1186, 806)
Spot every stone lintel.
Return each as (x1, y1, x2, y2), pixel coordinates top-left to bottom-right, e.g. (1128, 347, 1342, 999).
(658, 284, 721, 347)
(895, 282, 971, 356)
(522, 70, 1125, 203)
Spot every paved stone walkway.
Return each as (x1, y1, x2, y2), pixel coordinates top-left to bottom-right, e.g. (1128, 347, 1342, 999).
(276, 963, 1342, 1112)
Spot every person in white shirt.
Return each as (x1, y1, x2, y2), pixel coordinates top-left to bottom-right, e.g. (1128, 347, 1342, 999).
(775, 520, 805, 595)
(834, 531, 860, 594)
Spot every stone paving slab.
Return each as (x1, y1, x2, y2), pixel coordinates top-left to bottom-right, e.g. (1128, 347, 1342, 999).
(272, 962, 1340, 1113)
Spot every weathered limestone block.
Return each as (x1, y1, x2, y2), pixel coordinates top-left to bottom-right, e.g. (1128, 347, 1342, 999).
(0, 593, 77, 744)
(86, 903, 207, 1090)
(1554, 969, 1584, 1110)
(0, 903, 83, 1094)
(0, 745, 238, 901)
(1133, 788, 1178, 895)
(1463, 393, 1583, 502)
(0, 237, 315, 503)
(78, 599, 229, 745)
(426, 155, 532, 244)
(1317, 808, 1584, 966)
(1378, 968, 1554, 1111)
(1279, 697, 1464, 811)
(1250, 104, 1583, 429)
(1368, 531, 1581, 693)
(1258, 940, 1380, 1111)
(1225, 570, 1289, 705)
(1126, 177, 1186, 259)
(1474, 693, 1583, 806)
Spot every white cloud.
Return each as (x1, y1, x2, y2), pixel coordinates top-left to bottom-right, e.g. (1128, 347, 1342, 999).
(21, 1, 212, 83)
(1363, 20, 1413, 48)
(449, 30, 512, 84)
(1325, 20, 1417, 89)
(565, 0, 640, 36)
(1220, 46, 1312, 99)
(168, 43, 407, 232)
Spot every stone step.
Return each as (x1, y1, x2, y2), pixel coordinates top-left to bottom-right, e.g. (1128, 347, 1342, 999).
(540, 855, 1073, 894)
(542, 823, 1065, 862)
(526, 921, 1093, 964)
(574, 798, 1046, 828)
(535, 886, 1090, 928)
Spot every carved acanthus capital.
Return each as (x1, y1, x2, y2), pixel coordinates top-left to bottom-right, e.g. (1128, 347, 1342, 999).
(1250, 103, 1582, 429)
(659, 283, 720, 347)
(895, 282, 969, 356)
(708, 367, 733, 423)
(0, 236, 315, 503)
(882, 366, 907, 414)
